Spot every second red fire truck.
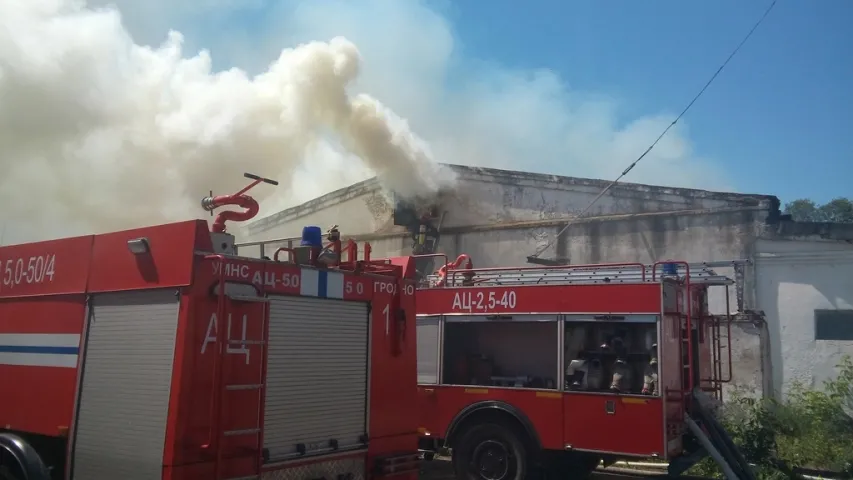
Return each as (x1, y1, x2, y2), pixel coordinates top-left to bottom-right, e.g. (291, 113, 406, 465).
(400, 254, 759, 480)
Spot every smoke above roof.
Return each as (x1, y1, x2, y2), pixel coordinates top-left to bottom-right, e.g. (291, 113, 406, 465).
(0, 0, 455, 244)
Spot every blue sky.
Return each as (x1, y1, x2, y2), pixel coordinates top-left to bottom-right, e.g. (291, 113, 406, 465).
(440, 0, 853, 204)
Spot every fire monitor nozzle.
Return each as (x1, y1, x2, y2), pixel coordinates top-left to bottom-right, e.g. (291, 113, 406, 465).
(202, 172, 278, 233)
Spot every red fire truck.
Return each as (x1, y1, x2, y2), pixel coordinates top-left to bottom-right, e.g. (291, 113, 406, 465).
(0, 174, 419, 480)
(400, 254, 759, 480)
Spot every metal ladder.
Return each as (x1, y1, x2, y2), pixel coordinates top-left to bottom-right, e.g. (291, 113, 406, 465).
(707, 311, 731, 402)
(669, 280, 698, 393)
(212, 296, 270, 480)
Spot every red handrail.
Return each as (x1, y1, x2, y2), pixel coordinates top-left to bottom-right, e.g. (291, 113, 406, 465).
(719, 287, 734, 383)
(345, 239, 358, 263)
(254, 294, 271, 476)
(436, 255, 472, 287)
(201, 254, 226, 454)
(448, 261, 647, 285)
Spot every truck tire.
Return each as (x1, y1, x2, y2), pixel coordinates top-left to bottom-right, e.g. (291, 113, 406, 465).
(0, 434, 50, 480)
(452, 423, 529, 480)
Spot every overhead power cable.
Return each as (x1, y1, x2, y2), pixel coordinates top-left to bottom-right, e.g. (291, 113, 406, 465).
(528, 0, 778, 264)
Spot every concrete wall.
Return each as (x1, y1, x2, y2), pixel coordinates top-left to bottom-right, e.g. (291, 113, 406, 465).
(430, 166, 773, 229)
(753, 238, 853, 397)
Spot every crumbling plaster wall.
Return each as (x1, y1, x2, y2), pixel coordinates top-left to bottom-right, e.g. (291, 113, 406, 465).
(436, 167, 772, 229)
(242, 165, 774, 243)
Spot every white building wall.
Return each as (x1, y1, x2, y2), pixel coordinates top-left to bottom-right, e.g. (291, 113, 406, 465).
(754, 238, 853, 398)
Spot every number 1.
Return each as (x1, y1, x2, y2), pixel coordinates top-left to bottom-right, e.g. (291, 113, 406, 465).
(383, 304, 390, 336)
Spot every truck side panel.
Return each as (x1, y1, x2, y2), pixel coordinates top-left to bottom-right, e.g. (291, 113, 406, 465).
(0, 234, 92, 439)
(563, 394, 665, 456)
(86, 221, 205, 293)
(367, 278, 418, 441)
(70, 289, 180, 479)
(419, 386, 565, 450)
(366, 277, 419, 479)
(0, 295, 86, 437)
(0, 235, 93, 299)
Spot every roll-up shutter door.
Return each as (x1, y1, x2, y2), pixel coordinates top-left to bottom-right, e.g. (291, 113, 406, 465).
(263, 295, 370, 462)
(416, 316, 440, 384)
(71, 289, 180, 480)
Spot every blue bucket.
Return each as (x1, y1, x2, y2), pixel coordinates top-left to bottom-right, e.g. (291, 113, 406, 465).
(300, 226, 323, 247)
(662, 263, 678, 276)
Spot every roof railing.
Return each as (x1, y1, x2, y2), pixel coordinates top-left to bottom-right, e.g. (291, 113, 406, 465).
(234, 236, 302, 259)
(430, 260, 749, 288)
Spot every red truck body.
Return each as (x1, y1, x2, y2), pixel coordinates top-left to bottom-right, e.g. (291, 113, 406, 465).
(401, 256, 748, 479)
(0, 218, 419, 480)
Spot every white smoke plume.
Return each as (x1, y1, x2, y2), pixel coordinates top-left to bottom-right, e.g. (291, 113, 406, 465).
(0, 0, 455, 244)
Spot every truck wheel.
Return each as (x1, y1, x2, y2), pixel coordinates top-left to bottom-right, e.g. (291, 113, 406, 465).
(0, 433, 50, 480)
(452, 423, 529, 480)
(0, 446, 25, 480)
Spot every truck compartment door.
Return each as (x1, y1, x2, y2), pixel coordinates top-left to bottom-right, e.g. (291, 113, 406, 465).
(263, 295, 370, 462)
(70, 289, 180, 479)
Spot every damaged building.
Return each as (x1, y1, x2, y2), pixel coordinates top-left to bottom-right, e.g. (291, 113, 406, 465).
(238, 164, 853, 399)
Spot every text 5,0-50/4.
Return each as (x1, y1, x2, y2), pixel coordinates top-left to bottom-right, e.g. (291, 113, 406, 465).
(1, 254, 57, 290)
